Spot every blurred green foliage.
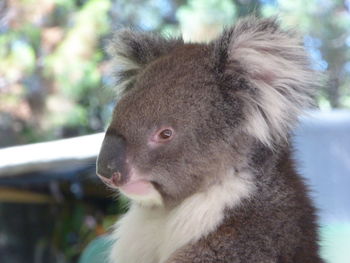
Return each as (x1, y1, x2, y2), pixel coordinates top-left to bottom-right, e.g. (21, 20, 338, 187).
(1, 0, 350, 148)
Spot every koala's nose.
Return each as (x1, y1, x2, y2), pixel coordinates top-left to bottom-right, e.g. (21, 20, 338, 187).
(96, 130, 127, 185)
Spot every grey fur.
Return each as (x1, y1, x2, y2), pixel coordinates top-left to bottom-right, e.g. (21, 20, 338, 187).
(98, 16, 324, 263)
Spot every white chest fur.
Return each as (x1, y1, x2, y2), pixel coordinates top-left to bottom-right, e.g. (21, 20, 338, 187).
(108, 171, 254, 263)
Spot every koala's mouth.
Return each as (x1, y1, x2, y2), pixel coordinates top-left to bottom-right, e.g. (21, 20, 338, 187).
(119, 180, 154, 195)
(97, 173, 154, 196)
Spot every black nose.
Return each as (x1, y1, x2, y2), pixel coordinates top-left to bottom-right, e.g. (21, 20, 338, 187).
(96, 129, 127, 180)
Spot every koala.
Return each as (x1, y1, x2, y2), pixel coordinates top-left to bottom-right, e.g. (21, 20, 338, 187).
(96, 17, 324, 263)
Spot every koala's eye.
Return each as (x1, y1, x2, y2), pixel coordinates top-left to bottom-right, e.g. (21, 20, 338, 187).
(159, 129, 173, 140)
(150, 127, 175, 145)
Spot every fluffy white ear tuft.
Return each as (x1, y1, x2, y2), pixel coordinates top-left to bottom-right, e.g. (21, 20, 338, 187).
(214, 17, 320, 147)
(107, 30, 183, 94)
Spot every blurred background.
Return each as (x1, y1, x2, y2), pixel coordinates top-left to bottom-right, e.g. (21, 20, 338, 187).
(0, 0, 349, 262)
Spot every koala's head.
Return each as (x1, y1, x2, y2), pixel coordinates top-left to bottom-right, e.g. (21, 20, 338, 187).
(97, 17, 316, 207)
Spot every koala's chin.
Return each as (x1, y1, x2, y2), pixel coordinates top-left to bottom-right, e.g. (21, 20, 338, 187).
(96, 16, 325, 263)
(118, 169, 164, 207)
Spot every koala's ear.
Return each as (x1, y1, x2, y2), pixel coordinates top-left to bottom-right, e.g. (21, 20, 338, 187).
(107, 29, 183, 92)
(212, 17, 318, 147)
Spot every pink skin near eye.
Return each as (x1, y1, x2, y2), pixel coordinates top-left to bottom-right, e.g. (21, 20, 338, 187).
(148, 127, 175, 147)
